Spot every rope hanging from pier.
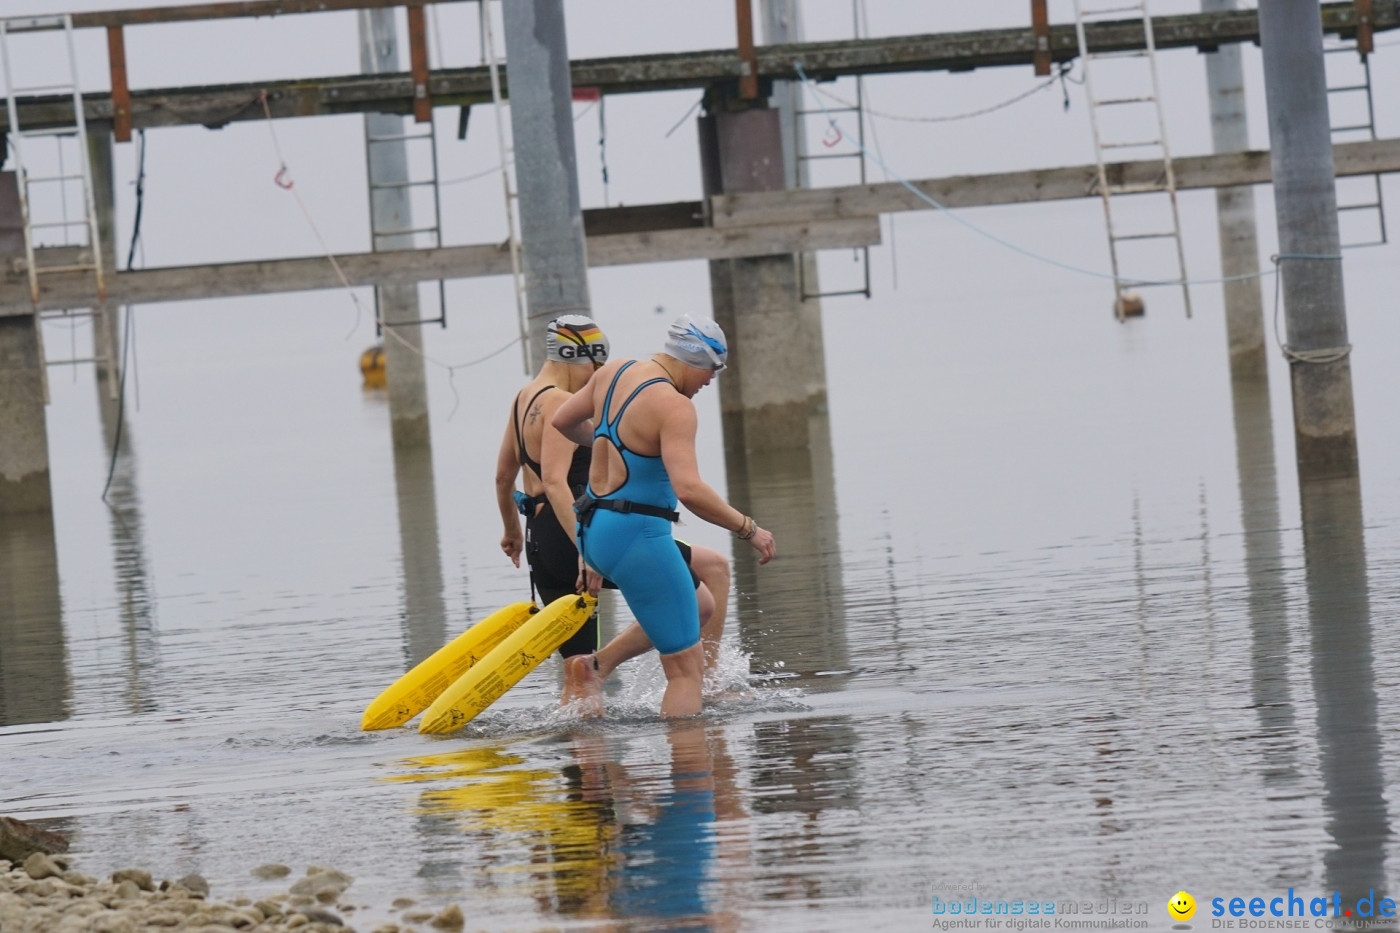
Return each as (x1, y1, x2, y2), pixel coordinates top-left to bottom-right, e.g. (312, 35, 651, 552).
(1270, 253, 1352, 365)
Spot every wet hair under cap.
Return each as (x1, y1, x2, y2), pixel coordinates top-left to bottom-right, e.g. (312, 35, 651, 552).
(544, 315, 610, 366)
(663, 314, 728, 371)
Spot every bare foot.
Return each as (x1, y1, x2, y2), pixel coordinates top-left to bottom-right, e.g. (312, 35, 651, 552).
(563, 654, 605, 718)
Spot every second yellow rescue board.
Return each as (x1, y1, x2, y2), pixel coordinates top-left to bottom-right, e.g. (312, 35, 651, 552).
(361, 601, 537, 731)
(418, 594, 596, 734)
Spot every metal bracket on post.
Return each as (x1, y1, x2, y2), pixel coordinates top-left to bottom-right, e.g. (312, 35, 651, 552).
(1031, 0, 1051, 77)
(407, 3, 431, 123)
(106, 26, 131, 143)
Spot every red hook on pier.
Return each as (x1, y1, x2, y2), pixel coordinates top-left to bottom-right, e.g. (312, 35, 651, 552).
(274, 165, 294, 190)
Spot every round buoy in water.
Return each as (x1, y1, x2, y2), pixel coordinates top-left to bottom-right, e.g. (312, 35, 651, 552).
(1115, 292, 1145, 319)
(360, 345, 386, 388)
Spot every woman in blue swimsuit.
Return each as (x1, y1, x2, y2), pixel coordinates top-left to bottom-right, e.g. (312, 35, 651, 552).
(553, 315, 777, 717)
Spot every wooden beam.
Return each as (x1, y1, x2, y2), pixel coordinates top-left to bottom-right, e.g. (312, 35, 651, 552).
(711, 137, 1400, 227)
(0, 217, 879, 315)
(5, 2, 1394, 133)
(69, 0, 439, 29)
(9, 136, 1398, 315)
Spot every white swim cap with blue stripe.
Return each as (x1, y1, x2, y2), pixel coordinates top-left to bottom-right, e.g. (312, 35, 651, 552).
(663, 314, 728, 371)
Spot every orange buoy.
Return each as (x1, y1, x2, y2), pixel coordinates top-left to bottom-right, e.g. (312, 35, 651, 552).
(359, 345, 386, 388)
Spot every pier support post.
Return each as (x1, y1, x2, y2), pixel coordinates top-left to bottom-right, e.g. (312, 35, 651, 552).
(502, 0, 592, 371)
(759, 0, 829, 411)
(0, 172, 52, 516)
(360, 9, 432, 448)
(87, 125, 121, 405)
(1259, 0, 1359, 480)
(700, 102, 828, 453)
(1203, 0, 1267, 377)
(0, 512, 68, 726)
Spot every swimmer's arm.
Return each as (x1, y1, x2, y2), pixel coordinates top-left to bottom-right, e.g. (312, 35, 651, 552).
(539, 393, 582, 548)
(661, 401, 777, 565)
(660, 402, 744, 530)
(551, 367, 600, 446)
(495, 416, 524, 568)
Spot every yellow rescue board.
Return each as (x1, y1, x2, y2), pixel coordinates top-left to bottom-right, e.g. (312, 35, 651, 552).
(418, 594, 596, 735)
(361, 601, 537, 731)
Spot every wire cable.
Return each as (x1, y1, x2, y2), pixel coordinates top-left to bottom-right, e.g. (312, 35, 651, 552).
(809, 62, 1075, 124)
(791, 62, 1286, 291)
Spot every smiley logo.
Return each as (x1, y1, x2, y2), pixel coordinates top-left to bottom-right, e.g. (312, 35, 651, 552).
(1168, 891, 1196, 921)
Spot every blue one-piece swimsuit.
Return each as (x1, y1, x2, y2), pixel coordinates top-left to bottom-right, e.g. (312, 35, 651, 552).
(579, 361, 700, 656)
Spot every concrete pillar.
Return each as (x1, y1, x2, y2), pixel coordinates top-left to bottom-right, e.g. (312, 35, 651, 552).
(1258, 0, 1359, 480)
(1229, 363, 1301, 786)
(86, 125, 121, 403)
(80, 126, 160, 713)
(1301, 476, 1383, 905)
(759, 0, 806, 191)
(359, 9, 432, 449)
(0, 511, 69, 726)
(759, 0, 829, 409)
(0, 314, 51, 515)
(0, 173, 53, 515)
(700, 103, 827, 452)
(391, 444, 447, 666)
(501, 0, 591, 371)
(1202, 0, 1266, 376)
(726, 436, 846, 679)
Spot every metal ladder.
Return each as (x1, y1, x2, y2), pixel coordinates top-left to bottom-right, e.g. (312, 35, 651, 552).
(1325, 38, 1386, 248)
(364, 119, 446, 332)
(1, 14, 115, 403)
(0, 14, 105, 306)
(479, 0, 529, 372)
(791, 0, 871, 301)
(1073, 0, 1191, 320)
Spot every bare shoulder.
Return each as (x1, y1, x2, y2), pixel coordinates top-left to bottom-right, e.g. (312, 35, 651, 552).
(590, 358, 627, 388)
(654, 389, 697, 427)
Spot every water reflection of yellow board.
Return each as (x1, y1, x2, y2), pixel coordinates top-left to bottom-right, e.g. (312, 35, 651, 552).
(418, 594, 596, 735)
(361, 601, 537, 731)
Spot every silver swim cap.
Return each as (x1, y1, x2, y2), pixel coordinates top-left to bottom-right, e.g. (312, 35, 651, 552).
(663, 314, 728, 371)
(544, 315, 610, 366)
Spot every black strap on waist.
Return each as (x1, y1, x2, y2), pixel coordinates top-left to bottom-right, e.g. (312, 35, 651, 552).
(514, 491, 547, 516)
(574, 493, 678, 525)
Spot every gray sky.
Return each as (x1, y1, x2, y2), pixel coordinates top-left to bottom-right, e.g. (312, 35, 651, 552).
(14, 0, 1400, 577)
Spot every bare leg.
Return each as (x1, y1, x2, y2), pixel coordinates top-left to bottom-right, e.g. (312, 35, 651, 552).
(658, 643, 706, 717)
(563, 653, 604, 718)
(687, 545, 730, 671)
(593, 618, 657, 680)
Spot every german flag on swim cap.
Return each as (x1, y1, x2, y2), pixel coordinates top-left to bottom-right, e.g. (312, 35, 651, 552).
(545, 314, 610, 366)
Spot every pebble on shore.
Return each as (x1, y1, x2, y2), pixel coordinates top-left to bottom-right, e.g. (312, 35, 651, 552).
(0, 853, 472, 933)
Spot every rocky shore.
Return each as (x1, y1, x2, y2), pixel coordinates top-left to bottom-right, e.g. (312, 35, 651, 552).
(0, 829, 466, 933)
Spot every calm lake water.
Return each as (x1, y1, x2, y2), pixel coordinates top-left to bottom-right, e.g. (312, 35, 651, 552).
(5, 182, 1400, 933)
